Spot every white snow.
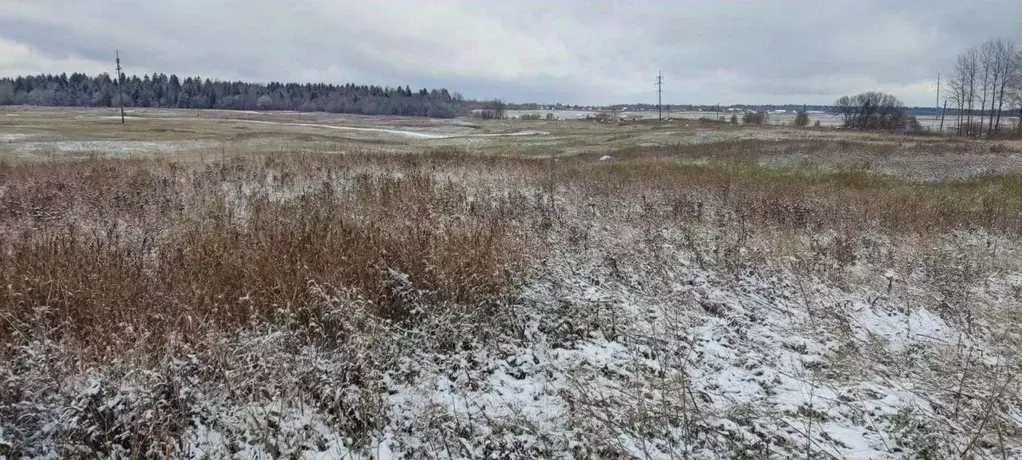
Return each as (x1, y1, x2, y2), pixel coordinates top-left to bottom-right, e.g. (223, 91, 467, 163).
(228, 119, 546, 139)
(3, 166, 1020, 459)
(15, 140, 216, 154)
(230, 119, 450, 139)
(0, 133, 36, 142)
(9, 230, 1018, 459)
(82, 112, 550, 140)
(850, 302, 951, 353)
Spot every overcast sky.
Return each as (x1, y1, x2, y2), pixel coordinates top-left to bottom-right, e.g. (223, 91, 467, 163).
(1, 0, 1020, 106)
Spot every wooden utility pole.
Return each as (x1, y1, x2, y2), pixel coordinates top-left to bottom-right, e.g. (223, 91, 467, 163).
(935, 73, 940, 120)
(655, 71, 663, 122)
(939, 100, 947, 133)
(115, 50, 125, 124)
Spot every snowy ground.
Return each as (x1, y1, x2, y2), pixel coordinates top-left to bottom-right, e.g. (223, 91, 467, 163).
(3, 160, 1021, 459)
(0, 108, 551, 159)
(225, 118, 547, 140)
(12, 234, 1016, 459)
(4, 106, 1019, 164)
(2, 109, 1022, 458)
(0, 133, 36, 142)
(12, 140, 220, 155)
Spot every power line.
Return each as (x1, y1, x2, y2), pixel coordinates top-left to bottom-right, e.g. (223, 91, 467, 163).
(655, 70, 664, 122)
(115, 50, 125, 124)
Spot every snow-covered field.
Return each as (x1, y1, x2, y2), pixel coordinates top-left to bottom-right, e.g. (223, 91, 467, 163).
(0, 109, 550, 158)
(2, 113, 1022, 458)
(0, 133, 36, 142)
(13, 140, 219, 155)
(224, 118, 547, 140)
(506, 110, 1006, 131)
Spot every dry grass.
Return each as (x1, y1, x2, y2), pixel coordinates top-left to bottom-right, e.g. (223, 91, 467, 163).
(558, 157, 1022, 234)
(4, 136, 1022, 458)
(0, 152, 530, 356)
(4, 143, 1022, 354)
(587, 137, 979, 162)
(8, 106, 995, 162)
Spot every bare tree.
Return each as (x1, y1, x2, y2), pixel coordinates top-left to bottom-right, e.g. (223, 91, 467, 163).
(952, 39, 1021, 136)
(479, 99, 506, 120)
(835, 95, 854, 126)
(956, 47, 980, 136)
(1014, 50, 1022, 136)
(993, 40, 1019, 134)
(949, 65, 967, 135)
(980, 39, 1015, 135)
(256, 94, 273, 110)
(979, 40, 998, 136)
(834, 91, 908, 131)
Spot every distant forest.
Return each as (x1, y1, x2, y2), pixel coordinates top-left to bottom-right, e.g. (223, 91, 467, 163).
(0, 73, 470, 118)
(0, 73, 960, 119)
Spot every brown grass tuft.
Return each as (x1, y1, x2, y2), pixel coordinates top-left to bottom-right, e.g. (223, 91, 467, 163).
(0, 154, 527, 353)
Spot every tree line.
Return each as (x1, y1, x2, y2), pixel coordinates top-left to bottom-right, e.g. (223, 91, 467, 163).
(0, 73, 470, 118)
(948, 38, 1022, 137)
(833, 92, 923, 132)
(832, 36, 1022, 136)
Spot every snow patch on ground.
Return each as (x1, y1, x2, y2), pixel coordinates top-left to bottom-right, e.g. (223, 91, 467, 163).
(850, 302, 951, 353)
(72, 113, 549, 141)
(0, 133, 36, 142)
(3, 178, 1020, 458)
(233, 119, 452, 139)
(230, 119, 547, 140)
(6, 236, 1019, 459)
(14, 140, 217, 155)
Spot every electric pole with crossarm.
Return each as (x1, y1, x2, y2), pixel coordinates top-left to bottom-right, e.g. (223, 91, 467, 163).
(115, 50, 125, 124)
(655, 70, 664, 122)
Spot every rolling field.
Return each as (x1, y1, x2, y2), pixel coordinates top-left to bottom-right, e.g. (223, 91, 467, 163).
(3, 106, 1022, 459)
(505, 109, 1016, 131)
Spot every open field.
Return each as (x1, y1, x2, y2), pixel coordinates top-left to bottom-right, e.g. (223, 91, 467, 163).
(506, 109, 1021, 131)
(3, 106, 1022, 458)
(3, 106, 1022, 179)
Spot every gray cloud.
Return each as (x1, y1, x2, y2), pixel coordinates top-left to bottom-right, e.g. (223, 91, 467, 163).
(1, 0, 1020, 106)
